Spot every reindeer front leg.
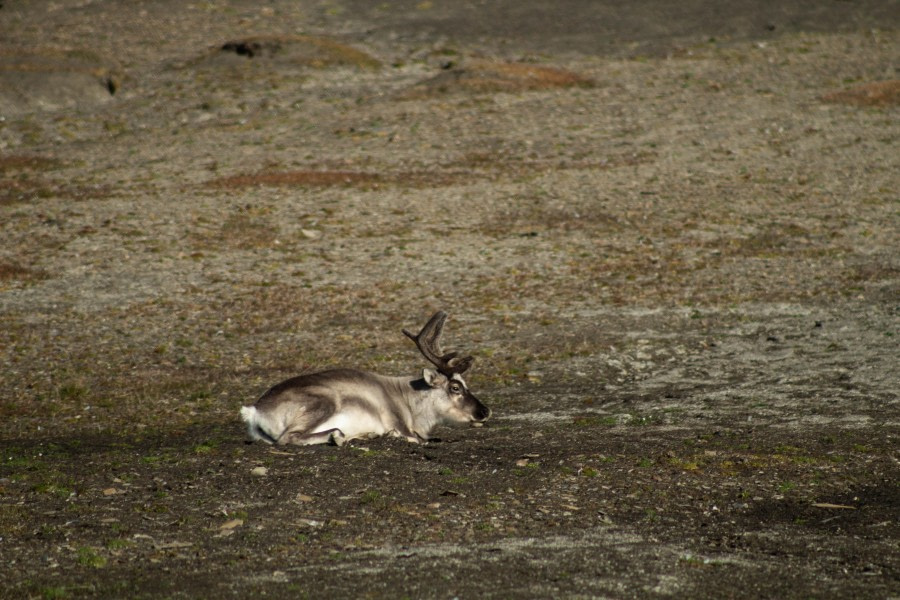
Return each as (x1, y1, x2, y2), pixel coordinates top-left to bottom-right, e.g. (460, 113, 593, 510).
(386, 429, 422, 444)
(279, 428, 347, 446)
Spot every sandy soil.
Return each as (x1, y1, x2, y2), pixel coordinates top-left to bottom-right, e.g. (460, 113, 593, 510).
(1, 1, 898, 598)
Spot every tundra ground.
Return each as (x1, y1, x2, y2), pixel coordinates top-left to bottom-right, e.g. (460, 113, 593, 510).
(1, 1, 898, 598)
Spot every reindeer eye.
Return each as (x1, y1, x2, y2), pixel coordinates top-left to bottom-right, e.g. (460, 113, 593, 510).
(449, 383, 461, 394)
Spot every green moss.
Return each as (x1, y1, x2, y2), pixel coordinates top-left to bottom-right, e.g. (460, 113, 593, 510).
(359, 490, 382, 505)
(76, 546, 107, 568)
(41, 587, 69, 600)
(572, 415, 617, 427)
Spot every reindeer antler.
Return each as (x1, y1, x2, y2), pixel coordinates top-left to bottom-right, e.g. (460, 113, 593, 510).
(403, 311, 474, 376)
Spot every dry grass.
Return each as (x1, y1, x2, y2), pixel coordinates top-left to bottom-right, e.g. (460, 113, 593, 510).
(822, 80, 900, 107)
(1, 154, 108, 205)
(468, 60, 594, 88)
(204, 151, 652, 191)
(211, 34, 380, 69)
(219, 213, 276, 249)
(401, 60, 593, 98)
(0, 261, 47, 282)
(0, 154, 59, 172)
(0, 179, 111, 205)
(476, 202, 625, 236)
(710, 223, 841, 258)
(449, 150, 656, 183)
(204, 168, 471, 190)
(206, 169, 387, 190)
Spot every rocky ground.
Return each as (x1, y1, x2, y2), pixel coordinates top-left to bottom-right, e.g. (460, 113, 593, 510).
(1, 1, 898, 598)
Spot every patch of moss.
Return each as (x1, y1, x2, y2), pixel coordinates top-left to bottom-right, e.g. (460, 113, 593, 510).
(75, 546, 107, 568)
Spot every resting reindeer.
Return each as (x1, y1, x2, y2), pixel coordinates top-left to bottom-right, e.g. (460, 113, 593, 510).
(240, 311, 491, 446)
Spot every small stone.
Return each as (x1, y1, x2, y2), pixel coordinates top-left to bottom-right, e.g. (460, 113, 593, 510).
(296, 518, 322, 528)
(220, 519, 243, 530)
(156, 540, 193, 549)
(250, 466, 268, 477)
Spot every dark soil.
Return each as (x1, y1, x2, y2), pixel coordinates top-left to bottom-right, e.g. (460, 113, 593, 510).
(1, 1, 898, 598)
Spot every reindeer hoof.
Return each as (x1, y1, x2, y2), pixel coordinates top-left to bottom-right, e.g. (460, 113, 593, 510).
(329, 430, 347, 446)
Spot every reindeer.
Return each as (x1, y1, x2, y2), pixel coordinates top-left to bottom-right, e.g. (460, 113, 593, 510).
(240, 311, 491, 446)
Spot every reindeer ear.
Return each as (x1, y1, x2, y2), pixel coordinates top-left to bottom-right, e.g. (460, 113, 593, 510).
(422, 368, 442, 387)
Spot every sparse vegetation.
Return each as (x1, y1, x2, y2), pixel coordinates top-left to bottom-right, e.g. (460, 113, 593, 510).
(0, 2, 897, 599)
(75, 546, 107, 569)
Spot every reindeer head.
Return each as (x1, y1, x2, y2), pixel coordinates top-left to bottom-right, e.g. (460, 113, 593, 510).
(404, 311, 491, 425)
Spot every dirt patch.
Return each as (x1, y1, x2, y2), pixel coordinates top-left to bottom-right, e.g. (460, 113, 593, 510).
(0, 154, 60, 172)
(401, 60, 593, 98)
(205, 34, 380, 69)
(202, 152, 650, 192)
(206, 169, 432, 190)
(822, 80, 900, 107)
(0, 261, 48, 282)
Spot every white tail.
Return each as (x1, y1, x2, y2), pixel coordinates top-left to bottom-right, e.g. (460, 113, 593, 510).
(240, 405, 275, 443)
